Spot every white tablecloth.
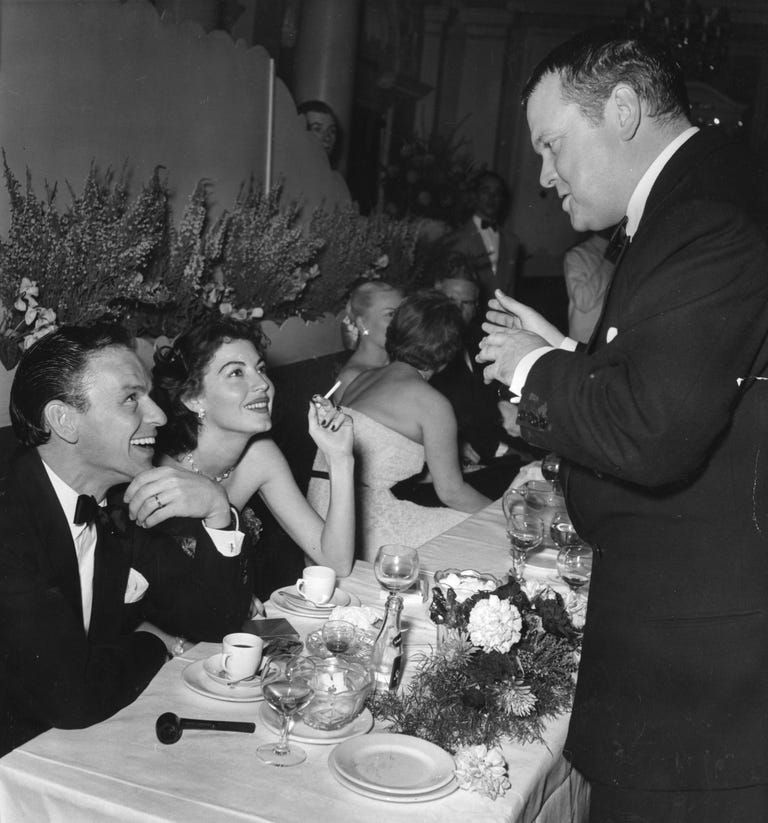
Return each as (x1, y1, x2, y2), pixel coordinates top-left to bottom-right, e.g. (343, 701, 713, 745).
(0, 500, 588, 822)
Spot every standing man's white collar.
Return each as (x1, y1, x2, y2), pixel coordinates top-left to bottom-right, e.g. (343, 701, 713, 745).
(625, 126, 699, 237)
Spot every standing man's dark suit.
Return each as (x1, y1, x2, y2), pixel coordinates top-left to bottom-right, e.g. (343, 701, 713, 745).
(519, 130, 768, 791)
(0, 448, 252, 756)
(448, 217, 521, 305)
(478, 28, 768, 819)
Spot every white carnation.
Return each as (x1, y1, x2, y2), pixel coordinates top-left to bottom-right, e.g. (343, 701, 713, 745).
(467, 595, 522, 653)
(454, 745, 511, 799)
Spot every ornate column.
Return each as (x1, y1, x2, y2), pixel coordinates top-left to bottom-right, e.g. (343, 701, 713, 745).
(292, 0, 362, 172)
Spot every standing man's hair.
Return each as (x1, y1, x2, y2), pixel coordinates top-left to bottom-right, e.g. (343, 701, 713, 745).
(522, 25, 690, 126)
(10, 324, 132, 447)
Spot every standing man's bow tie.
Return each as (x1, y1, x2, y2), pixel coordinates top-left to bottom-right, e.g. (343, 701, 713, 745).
(604, 216, 629, 263)
(480, 219, 499, 231)
(74, 494, 127, 535)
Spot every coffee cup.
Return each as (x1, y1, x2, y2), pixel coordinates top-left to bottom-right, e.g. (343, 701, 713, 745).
(295, 566, 336, 605)
(221, 633, 263, 681)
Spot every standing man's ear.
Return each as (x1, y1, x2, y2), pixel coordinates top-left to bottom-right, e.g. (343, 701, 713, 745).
(43, 401, 80, 444)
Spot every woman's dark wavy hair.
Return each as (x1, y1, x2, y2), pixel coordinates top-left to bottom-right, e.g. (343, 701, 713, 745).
(385, 291, 464, 372)
(10, 322, 133, 447)
(152, 316, 267, 457)
(522, 24, 690, 126)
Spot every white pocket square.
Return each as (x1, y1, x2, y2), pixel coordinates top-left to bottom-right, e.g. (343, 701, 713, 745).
(124, 568, 149, 603)
(606, 326, 618, 343)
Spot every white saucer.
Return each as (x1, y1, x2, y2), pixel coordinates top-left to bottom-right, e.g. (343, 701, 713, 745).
(269, 586, 360, 617)
(202, 654, 261, 688)
(259, 703, 373, 745)
(182, 658, 263, 702)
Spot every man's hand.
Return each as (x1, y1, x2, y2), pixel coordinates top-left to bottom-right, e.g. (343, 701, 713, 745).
(124, 466, 232, 529)
(477, 327, 548, 386)
(497, 400, 521, 438)
(484, 290, 565, 348)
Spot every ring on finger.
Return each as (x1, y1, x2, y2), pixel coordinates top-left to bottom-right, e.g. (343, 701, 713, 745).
(154, 493, 164, 511)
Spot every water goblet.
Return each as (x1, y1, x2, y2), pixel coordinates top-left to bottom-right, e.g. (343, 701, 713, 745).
(256, 653, 315, 767)
(556, 543, 593, 591)
(373, 544, 420, 597)
(506, 513, 544, 582)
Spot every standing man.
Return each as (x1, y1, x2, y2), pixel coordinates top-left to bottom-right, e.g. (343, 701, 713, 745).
(479, 26, 768, 822)
(0, 324, 252, 756)
(448, 170, 521, 305)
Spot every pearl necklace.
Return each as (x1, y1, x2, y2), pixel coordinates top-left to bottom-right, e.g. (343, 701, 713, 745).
(182, 452, 234, 483)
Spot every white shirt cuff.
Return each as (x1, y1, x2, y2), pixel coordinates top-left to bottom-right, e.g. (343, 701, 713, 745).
(508, 337, 578, 401)
(204, 508, 244, 557)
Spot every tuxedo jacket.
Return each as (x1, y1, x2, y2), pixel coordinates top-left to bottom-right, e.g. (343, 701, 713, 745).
(0, 449, 253, 756)
(447, 218, 520, 305)
(517, 130, 768, 790)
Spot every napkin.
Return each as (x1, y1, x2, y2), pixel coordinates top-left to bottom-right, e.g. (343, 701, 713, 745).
(328, 605, 380, 629)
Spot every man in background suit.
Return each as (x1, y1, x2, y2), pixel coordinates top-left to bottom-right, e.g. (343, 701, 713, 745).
(0, 324, 252, 756)
(447, 170, 521, 305)
(479, 26, 768, 822)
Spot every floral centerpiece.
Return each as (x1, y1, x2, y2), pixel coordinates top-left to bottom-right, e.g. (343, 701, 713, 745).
(369, 575, 584, 799)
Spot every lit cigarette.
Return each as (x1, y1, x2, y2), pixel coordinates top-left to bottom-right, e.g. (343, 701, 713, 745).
(323, 380, 341, 400)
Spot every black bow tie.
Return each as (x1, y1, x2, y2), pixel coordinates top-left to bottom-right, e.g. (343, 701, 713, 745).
(74, 494, 128, 536)
(480, 219, 498, 231)
(604, 216, 630, 264)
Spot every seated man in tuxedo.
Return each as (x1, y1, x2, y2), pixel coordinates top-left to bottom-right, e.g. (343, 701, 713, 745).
(446, 170, 521, 306)
(0, 324, 252, 756)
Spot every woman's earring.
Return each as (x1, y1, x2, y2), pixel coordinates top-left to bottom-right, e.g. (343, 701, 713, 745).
(360, 326, 369, 336)
(197, 408, 206, 423)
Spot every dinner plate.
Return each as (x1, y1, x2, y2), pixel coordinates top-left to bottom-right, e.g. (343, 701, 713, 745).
(269, 586, 359, 617)
(328, 758, 458, 803)
(259, 703, 373, 745)
(182, 658, 263, 702)
(202, 654, 261, 688)
(329, 733, 456, 795)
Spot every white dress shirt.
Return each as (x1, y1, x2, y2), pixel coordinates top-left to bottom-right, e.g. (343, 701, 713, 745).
(508, 127, 700, 399)
(41, 461, 244, 633)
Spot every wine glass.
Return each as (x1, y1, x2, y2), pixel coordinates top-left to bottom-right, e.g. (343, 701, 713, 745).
(541, 453, 562, 493)
(373, 544, 420, 596)
(556, 544, 593, 591)
(550, 511, 582, 549)
(257, 654, 315, 767)
(506, 513, 544, 582)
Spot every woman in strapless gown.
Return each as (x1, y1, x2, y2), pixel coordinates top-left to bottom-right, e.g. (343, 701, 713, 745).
(308, 291, 491, 560)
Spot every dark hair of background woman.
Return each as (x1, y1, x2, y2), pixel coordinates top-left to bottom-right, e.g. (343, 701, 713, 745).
(385, 291, 464, 373)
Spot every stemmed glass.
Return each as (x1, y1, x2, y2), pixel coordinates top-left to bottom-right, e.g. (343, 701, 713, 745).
(551, 511, 592, 591)
(257, 653, 316, 767)
(506, 513, 544, 582)
(373, 544, 420, 603)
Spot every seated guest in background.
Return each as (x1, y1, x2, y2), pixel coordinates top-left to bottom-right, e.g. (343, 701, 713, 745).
(151, 316, 355, 578)
(333, 279, 404, 403)
(563, 230, 615, 344)
(308, 291, 491, 560)
(0, 324, 251, 756)
(297, 99, 340, 167)
(432, 256, 510, 467)
(446, 170, 521, 305)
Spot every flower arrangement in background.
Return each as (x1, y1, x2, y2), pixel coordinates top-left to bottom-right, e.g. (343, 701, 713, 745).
(301, 204, 421, 318)
(381, 125, 477, 228)
(0, 157, 429, 369)
(369, 575, 582, 797)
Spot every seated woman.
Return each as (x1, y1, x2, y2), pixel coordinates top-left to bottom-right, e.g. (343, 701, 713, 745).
(151, 317, 355, 579)
(334, 279, 404, 403)
(308, 291, 492, 560)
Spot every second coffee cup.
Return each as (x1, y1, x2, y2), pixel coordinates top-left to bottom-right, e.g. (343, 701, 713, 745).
(296, 566, 336, 604)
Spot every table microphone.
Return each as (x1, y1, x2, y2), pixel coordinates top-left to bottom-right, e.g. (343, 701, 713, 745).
(155, 712, 255, 744)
